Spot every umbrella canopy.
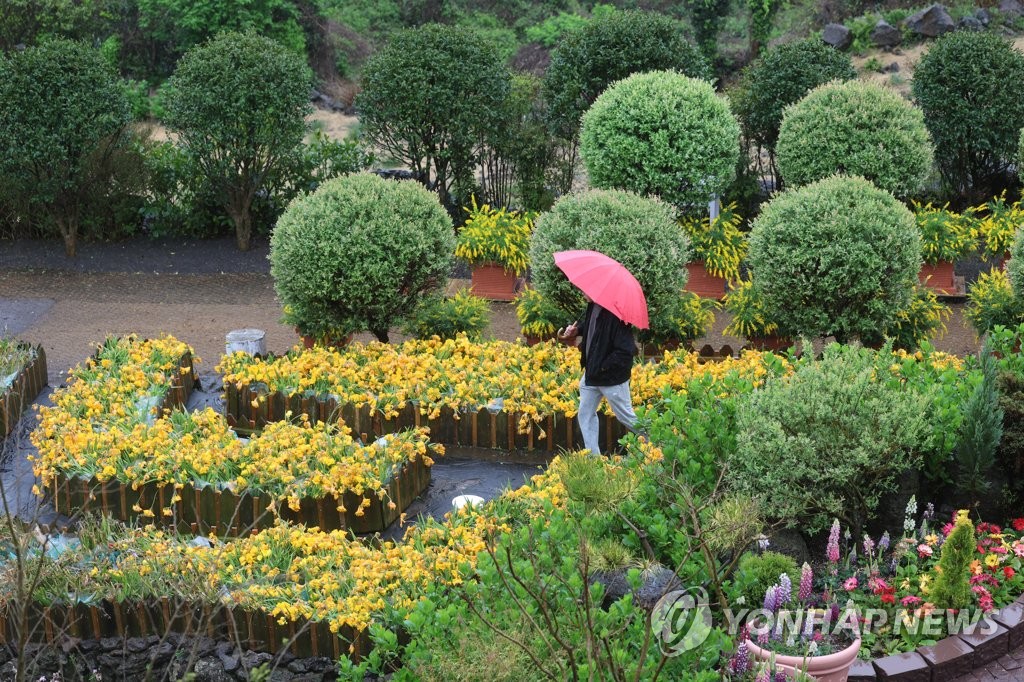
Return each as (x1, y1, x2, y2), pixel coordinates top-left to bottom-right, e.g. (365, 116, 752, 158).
(553, 250, 649, 329)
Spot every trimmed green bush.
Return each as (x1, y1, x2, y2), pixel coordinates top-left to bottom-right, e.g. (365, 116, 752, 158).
(163, 31, 312, 251)
(736, 551, 799, 610)
(732, 39, 856, 155)
(912, 32, 1024, 199)
(1008, 230, 1024, 300)
(543, 10, 711, 143)
(357, 24, 509, 209)
(0, 38, 131, 256)
(529, 189, 690, 335)
(580, 71, 740, 212)
(270, 173, 455, 343)
(730, 344, 931, 535)
(777, 81, 934, 197)
(747, 175, 921, 343)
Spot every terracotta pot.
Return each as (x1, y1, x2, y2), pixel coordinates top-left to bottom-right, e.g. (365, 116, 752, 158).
(918, 260, 957, 295)
(685, 262, 727, 299)
(745, 335, 793, 352)
(746, 637, 861, 682)
(470, 262, 519, 301)
(642, 339, 683, 359)
(299, 332, 353, 349)
(524, 333, 556, 346)
(999, 251, 1011, 271)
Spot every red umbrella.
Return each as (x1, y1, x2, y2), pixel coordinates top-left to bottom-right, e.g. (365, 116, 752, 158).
(553, 250, 649, 329)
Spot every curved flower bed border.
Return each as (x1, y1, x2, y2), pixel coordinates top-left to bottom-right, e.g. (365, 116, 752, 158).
(50, 453, 431, 537)
(0, 343, 47, 438)
(848, 595, 1024, 680)
(0, 599, 364, 660)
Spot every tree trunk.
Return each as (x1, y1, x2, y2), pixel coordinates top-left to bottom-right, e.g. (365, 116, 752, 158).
(55, 213, 78, 258)
(227, 200, 254, 252)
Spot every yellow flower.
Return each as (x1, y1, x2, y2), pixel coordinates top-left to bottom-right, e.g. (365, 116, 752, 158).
(985, 553, 1000, 569)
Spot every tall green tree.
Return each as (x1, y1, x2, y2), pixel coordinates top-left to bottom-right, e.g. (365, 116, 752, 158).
(163, 31, 312, 251)
(0, 39, 131, 256)
(357, 24, 509, 210)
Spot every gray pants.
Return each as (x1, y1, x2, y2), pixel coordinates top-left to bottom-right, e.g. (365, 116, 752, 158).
(578, 377, 638, 454)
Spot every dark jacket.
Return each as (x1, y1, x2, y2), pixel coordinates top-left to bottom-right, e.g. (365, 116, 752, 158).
(576, 302, 637, 386)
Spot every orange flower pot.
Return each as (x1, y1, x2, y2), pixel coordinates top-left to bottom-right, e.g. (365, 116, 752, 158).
(470, 262, 519, 301)
(685, 262, 727, 299)
(299, 332, 353, 350)
(918, 260, 957, 295)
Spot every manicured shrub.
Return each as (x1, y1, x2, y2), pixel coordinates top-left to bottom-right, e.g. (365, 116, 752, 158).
(912, 32, 1024, 199)
(730, 344, 931, 535)
(543, 10, 711, 143)
(1007, 230, 1024, 299)
(163, 31, 311, 251)
(529, 189, 690, 336)
(736, 551, 799, 611)
(777, 81, 934, 197)
(966, 269, 1024, 335)
(270, 173, 455, 343)
(0, 38, 132, 256)
(928, 511, 975, 610)
(580, 71, 740, 212)
(732, 39, 856, 157)
(746, 175, 921, 343)
(357, 24, 509, 209)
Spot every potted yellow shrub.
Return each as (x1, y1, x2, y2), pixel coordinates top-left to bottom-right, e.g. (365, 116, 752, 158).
(455, 197, 535, 301)
(977, 192, 1024, 270)
(514, 287, 564, 345)
(723, 278, 791, 352)
(679, 202, 746, 299)
(912, 201, 977, 296)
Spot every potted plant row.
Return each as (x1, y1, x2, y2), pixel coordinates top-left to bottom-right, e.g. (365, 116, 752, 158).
(454, 197, 535, 301)
(912, 200, 976, 296)
(680, 202, 747, 300)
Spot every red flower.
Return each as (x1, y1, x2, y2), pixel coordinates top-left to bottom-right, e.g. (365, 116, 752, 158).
(1005, 566, 1016, 580)
(881, 592, 896, 605)
(977, 522, 1002, 535)
(1012, 518, 1024, 532)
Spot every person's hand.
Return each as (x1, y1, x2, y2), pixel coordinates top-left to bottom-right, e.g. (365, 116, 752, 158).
(557, 322, 578, 342)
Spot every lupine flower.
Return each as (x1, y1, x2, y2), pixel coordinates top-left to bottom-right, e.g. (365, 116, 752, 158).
(863, 534, 875, 556)
(776, 670, 788, 682)
(924, 502, 935, 522)
(799, 562, 813, 602)
(755, 668, 770, 682)
(764, 585, 780, 613)
(904, 495, 918, 535)
(729, 642, 750, 674)
(827, 519, 841, 564)
(801, 610, 815, 639)
(778, 574, 793, 606)
(757, 534, 770, 551)
(758, 630, 770, 646)
(879, 531, 890, 552)
(773, 615, 784, 640)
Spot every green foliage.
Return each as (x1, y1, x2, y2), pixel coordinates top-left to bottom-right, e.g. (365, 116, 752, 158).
(911, 201, 979, 264)
(682, 0, 732, 64)
(270, 172, 455, 342)
(996, 370, 1024, 510)
(455, 11, 519, 61)
(529, 189, 691, 340)
(955, 346, 1003, 504)
(163, 31, 312, 251)
(524, 10, 589, 47)
(0, 38, 132, 256)
(722, 278, 780, 339)
(1020, 128, 1024, 185)
(732, 38, 856, 154)
(747, 0, 783, 56)
(357, 24, 510, 209)
(776, 80, 934, 197)
(1008, 228, 1024, 299)
(966, 269, 1024, 335)
(403, 290, 491, 341)
(747, 175, 921, 343)
(679, 202, 747, 280)
(730, 344, 931, 534)
(928, 511, 975, 610)
(640, 292, 717, 345)
(580, 71, 740, 212)
(543, 9, 711, 143)
(514, 288, 563, 338)
(911, 32, 1024, 200)
(885, 286, 950, 352)
(736, 551, 799, 610)
(977, 192, 1024, 259)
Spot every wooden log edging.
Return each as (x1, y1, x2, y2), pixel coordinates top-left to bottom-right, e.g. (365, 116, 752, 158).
(224, 384, 630, 454)
(51, 454, 432, 537)
(154, 350, 196, 414)
(0, 345, 47, 438)
(0, 598, 368, 660)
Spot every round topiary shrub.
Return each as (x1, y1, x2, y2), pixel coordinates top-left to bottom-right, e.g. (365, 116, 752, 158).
(776, 81, 934, 197)
(270, 173, 455, 343)
(1008, 230, 1024, 300)
(736, 551, 800, 610)
(747, 175, 921, 343)
(530, 189, 690, 333)
(732, 38, 856, 155)
(912, 32, 1024, 199)
(579, 71, 740, 212)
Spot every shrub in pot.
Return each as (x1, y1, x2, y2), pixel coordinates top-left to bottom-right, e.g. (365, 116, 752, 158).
(637, 291, 717, 354)
(746, 175, 921, 344)
(910, 201, 976, 295)
(977, 192, 1024, 268)
(454, 198, 534, 301)
(514, 288, 565, 344)
(402, 289, 491, 341)
(679, 202, 747, 298)
(884, 285, 950, 352)
(530, 188, 691, 340)
(579, 70, 740, 213)
(776, 80, 933, 198)
(729, 343, 932, 536)
(722, 278, 790, 351)
(912, 31, 1024, 200)
(270, 172, 455, 343)
(966, 269, 1024, 335)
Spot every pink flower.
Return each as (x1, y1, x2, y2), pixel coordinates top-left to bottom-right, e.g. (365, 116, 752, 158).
(799, 563, 813, 602)
(917, 544, 933, 558)
(901, 595, 922, 607)
(827, 519, 841, 564)
(1013, 541, 1024, 558)
(942, 523, 954, 537)
(844, 576, 859, 591)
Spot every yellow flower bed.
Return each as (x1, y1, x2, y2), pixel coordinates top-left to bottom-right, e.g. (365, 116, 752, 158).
(218, 336, 783, 434)
(31, 336, 435, 515)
